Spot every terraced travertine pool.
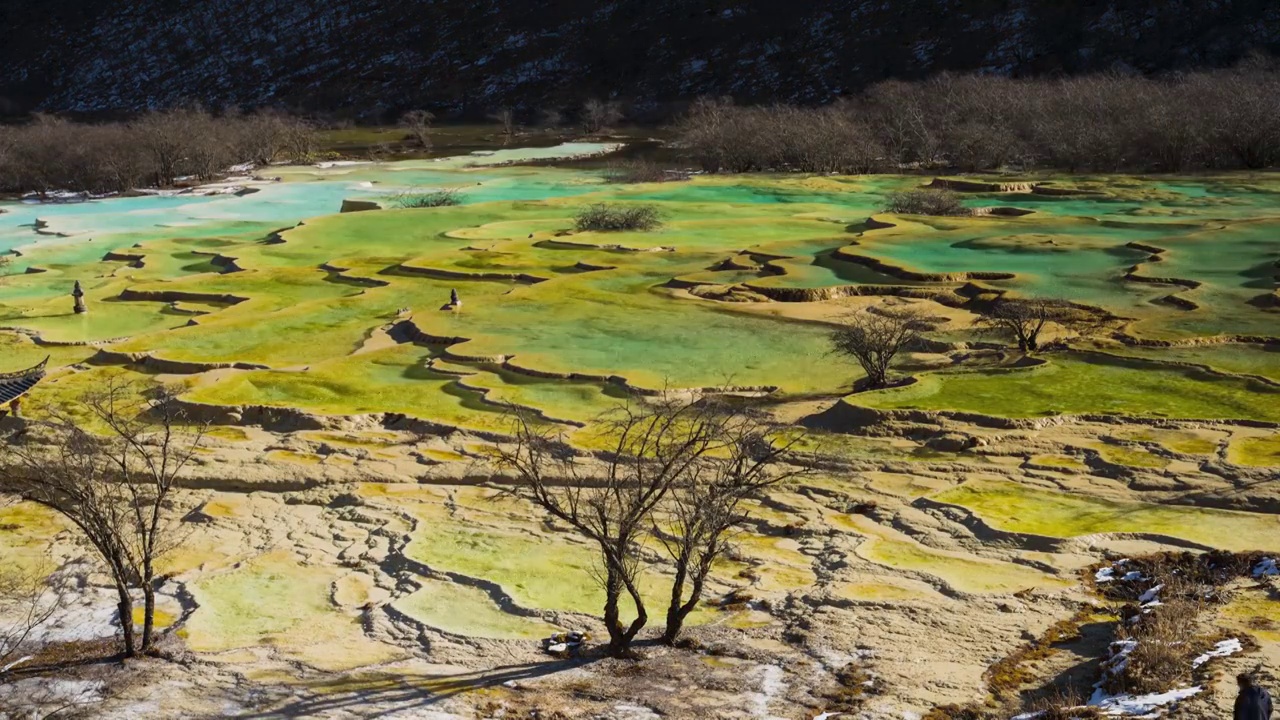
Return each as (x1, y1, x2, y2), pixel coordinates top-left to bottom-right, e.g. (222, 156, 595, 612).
(2, 146, 1278, 712)
(4, 158, 1278, 422)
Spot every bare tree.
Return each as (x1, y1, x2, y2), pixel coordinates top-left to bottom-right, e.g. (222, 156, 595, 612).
(95, 124, 151, 192)
(581, 99, 623, 134)
(656, 407, 807, 643)
(0, 557, 74, 719)
(489, 107, 516, 137)
(134, 110, 200, 186)
(184, 113, 237, 181)
(0, 574, 55, 676)
(538, 107, 564, 128)
(401, 110, 435, 149)
(975, 297, 1095, 353)
(0, 497, 56, 678)
(498, 397, 724, 656)
(0, 382, 206, 657)
(829, 307, 923, 390)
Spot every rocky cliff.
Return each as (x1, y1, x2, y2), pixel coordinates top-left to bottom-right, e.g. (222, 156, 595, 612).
(2, 0, 1277, 117)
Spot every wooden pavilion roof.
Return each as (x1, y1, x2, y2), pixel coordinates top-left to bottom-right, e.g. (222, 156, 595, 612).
(0, 357, 48, 406)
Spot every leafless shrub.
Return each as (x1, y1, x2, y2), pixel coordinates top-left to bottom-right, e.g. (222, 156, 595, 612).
(885, 188, 970, 216)
(1108, 598, 1203, 695)
(1102, 556, 1235, 696)
(675, 98, 884, 174)
(231, 109, 316, 164)
(400, 109, 435, 149)
(574, 203, 662, 232)
(134, 109, 205, 186)
(393, 188, 461, 208)
(678, 62, 1280, 174)
(539, 107, 565, 128)
(581, 99, 623, 134)
(829, 307, 924, 389)
(0, 381, 207, 657)
(0, 108, 315, 194)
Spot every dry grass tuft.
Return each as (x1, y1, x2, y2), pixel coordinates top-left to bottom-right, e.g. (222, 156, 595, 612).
(603, 160, 689, 184)
(819, 662, 886, 713)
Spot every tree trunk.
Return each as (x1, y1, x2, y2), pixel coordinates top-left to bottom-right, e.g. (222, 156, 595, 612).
(114, 582, 136, 657)
(663, 559, 690, 644)
(602, 567, 627, 655)
(141, 564, 155, 652)
(663, 572, 704, 644)
(602, 557, 648, 656)
(618, 572, 647, 651)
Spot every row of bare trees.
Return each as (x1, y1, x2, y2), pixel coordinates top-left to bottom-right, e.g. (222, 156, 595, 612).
(0, 108, 317, 196)
(678, 61, 1280, 173)
(399, 98, 624, 149)
(498, 396, 806, 654)
(829, 298, 1105, 390)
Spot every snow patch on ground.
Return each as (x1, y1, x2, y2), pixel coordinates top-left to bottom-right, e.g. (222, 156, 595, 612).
(608, 704, 662, 719)
(1095, 560, 1145, 584)
(748, 664, 787, 720)
(315, 160, 372, 168)
(1136, 584, 1162, 605)
(1088, 685, 1201, 717)
(1191, 638, 1242, 668)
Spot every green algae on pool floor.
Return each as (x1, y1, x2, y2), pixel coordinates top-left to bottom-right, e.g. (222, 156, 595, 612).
(4, 166, 1280, 435)
(832, 513, 1067, 594)
(0, 502, 64, 579)
(1114, 428, 1222, 455)
(392, 578, 559, 640)
(934, 479, 1280, 552)
(1088, 442, 1169, 469)
(1227, 434, 1280, 467)
(184, 550, 404, 669)
(856, 353, 1280, 422)
(183, 345, 515, 434)
(1100, 344, 1280, 383)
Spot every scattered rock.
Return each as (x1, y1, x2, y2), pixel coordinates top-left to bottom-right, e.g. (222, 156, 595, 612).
(926, 433, 980, 452)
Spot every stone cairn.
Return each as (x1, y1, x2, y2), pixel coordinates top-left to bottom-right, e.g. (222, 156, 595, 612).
(72, 280, 87, 314)
(440, 288, 461, 311)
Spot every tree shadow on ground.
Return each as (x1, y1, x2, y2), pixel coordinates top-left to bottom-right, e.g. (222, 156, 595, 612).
(235, 657, 599, 718)
(1016, 620, 1115, 710)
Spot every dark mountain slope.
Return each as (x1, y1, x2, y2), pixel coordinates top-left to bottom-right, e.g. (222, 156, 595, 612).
(1, 0, 1277, 116)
